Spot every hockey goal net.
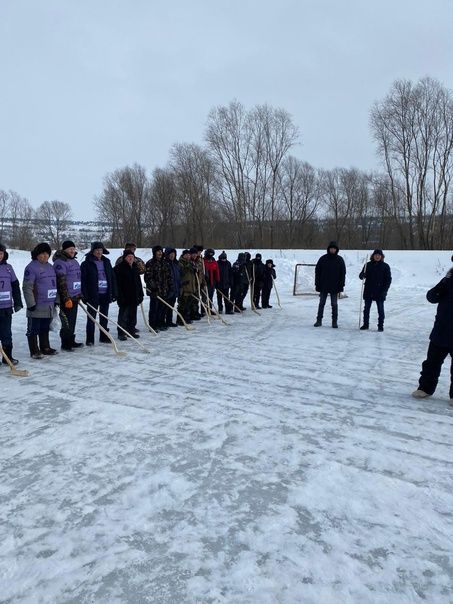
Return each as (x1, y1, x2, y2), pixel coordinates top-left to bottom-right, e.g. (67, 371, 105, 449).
(293, 263, 318, 296)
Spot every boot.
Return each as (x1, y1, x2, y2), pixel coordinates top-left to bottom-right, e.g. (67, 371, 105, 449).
(332, 321, 338, 328)
(61, 336, 73, 351)
(99, 329, 111, 343)
(360, 324, 369, 330)
(2, 345, 19, 365)
(27, 335, 44, 359)
(378, 324, 384, 332)
(314, 319, 322, 327)
(71, 336, 84, 348)
(39, 332, 58, 355)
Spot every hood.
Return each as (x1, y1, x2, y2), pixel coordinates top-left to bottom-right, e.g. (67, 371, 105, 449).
(327, 241, 339, 254)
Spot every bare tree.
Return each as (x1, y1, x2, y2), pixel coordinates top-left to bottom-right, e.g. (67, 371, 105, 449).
(35, 200, 73, 248)
(371, 77, 453, 249)
(147, 167, 180, 244)
(8, 192, 35, 249)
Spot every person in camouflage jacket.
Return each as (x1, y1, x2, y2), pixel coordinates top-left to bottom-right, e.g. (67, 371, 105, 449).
(177, 249, 197, 324)
(144, 245, 172, 331)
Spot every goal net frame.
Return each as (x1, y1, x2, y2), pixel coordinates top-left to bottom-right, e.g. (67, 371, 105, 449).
(293, 263, 318, 296)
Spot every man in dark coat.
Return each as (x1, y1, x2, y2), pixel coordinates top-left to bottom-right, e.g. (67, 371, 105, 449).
(262, 259, 276, 309)
(359, 249, 392, 331)
(216, 251, 233, 314)
(413, 259, 453, 404)
(251, 253, 265, 309)
(114, 249, 144, 340)
(80, 241, 117, 345)
(314, 241, 346, 328)
(164, 247, 180, 327)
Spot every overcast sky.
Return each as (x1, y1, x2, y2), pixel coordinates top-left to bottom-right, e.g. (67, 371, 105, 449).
(1, 0, 452, 220)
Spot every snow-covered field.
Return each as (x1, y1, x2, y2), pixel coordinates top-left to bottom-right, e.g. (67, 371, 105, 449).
(2, 248, 453, 603)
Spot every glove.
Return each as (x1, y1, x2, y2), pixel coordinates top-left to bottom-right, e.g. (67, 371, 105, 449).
(28, 305, 36, 312)
(14, 304, 23, 313)
(64, 299, 73, 309)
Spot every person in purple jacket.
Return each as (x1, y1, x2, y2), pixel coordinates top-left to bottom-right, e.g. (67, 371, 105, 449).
(0, 243, 23, 365)
(80, 241, 117, 346)
(22, 242, 58, 358)
(53, 240, 83, 351)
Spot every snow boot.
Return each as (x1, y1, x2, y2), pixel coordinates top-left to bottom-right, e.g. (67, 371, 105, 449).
(314, 320, 322, 327)
(332, 321, 338, 328)
(39, 332, 57, 355)
(27, 335, 44, 359)
(71, 336, 84, 348)
(378, 325, 384, 332)
(360, 324, 369, 330)
(2, 345, 18, 365)
(412, 389, 431, 399)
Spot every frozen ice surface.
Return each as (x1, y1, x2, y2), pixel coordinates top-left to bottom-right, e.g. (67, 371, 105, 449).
(1, 249, 453, 603)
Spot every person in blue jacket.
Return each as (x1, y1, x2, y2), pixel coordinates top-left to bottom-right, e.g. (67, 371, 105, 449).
(0, 243, 23, 365)
(359, 249, 392, 332)
(413, 257, 453, 404)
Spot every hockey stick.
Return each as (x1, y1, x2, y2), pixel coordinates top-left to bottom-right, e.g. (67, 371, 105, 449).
(358, 257, 368, 329)
(140, 302, 158, 336)
(78, 301, 127, 357)
(156, 294, 195, 331)
(85, 301, 151, 353)
(190, 292, 213, 325)
(272, 277, 282, 309)
(245, 267, 261, 315)
(0, 345, 29, 377)
(202, 291, 230, 326)
(215, 288, 243, 314)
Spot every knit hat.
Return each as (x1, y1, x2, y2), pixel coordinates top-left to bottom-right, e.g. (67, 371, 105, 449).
(31, 242, 52, 260)
(372, 249, 384, 258)
(327, 241, 339, 253)
(218, 251, 227, 260)
(91, 241, 109, 254)
(181, 249, 191, 256)
(255, 253, 262, 260)
(189, 247, 198, 255)
(125, 242, 137, 249)
(152, 245, 163, 255)
(62, 240, 75, 250)
(164, 247, 176, 256)
(193, 245, 204, 252)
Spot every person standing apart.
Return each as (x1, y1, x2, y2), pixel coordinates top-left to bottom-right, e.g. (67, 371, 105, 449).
(23, 243, 58, 358)
(81, 242, 117, 346)
(314, 241, 346, 328)
(262, 259, 276, 309)
(412, 258, 453, 404)
(0, 243, 23, 365)
(53, 240, 84, 351)
(359, 249, 392, 332)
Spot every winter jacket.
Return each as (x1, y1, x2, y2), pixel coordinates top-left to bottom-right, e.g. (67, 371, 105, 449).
(114, 260, 144, 307)
(0, 256, 22, 315)
(144, 257, 172, 298)
(115, 254, 145, 275)
(263, 265, 276, 290)
(23, 259, 57, 318)
(52, 250, 82, 302)
(80, 252, 117, 304)
(359, 259, 392, 300)
(179, 258, 197, 296)
(426, 269, 453, 349)
(315, 244, 346, 294)
(166, 257, 181, 299)
(251, 258, 265, 287)
(217, 259, 232, 289)
(204, 258, 220, 288)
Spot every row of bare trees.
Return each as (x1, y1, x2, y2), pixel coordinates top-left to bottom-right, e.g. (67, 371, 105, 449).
(94, 85, 453, 250)
(3, 78, 453, 251)
(0, 192, 74, 249)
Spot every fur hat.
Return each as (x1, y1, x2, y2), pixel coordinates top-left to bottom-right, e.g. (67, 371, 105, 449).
(204, 248, 215, 258)
(91, 241, 109, 254)
(193, 245, 204, 252)
(31, 242, 52, 260)
(265, 259, 275, 267)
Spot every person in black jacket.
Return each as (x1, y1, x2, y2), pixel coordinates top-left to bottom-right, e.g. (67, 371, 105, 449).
(216, 251, 233, 314)
(314, 241, 346, 328)
(359, 249, 392, 331)
(80, 242, 117, 346)
(412, 260, 453, 404)
(262, 259, 276, 308)
(114, 249, 144, 340)
(251, 253, 265, 309)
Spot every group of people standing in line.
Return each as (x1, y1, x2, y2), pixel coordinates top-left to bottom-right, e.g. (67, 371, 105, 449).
(0, 241, 277, 363)
(1, 238, 453, 407)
